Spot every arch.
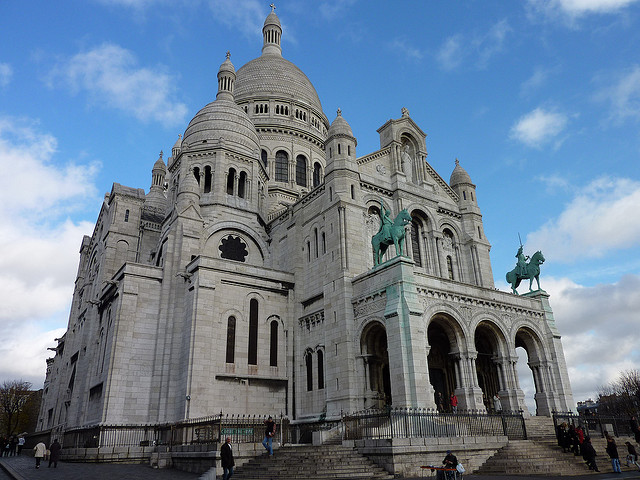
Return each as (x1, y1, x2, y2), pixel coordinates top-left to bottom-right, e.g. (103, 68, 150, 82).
(248, 298, 259, 365)
(305, 349, 313, 391)
(427, 313, 465, 410)
(269, 319, 278, 366)
(515, 326, 547, 414)
(205, 223, 267, 264)
(296, 154, 307, 187)
(204, 165, 212, 193)
(238, 171, 247, 199)
(360, 321, 391, 407)
(313, 162, 322, 187)
(193, 166, 200, 185)
(227, 168, 236, 195)
(261, 149, 268, 168)
(275, 150, 289, 182)
(225, 316, 236, 363)
(474, 320, 508, 411)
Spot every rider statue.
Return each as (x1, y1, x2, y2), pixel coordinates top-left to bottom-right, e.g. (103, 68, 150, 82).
(377, 199, 393, 241)
(515, 245, 529, 276)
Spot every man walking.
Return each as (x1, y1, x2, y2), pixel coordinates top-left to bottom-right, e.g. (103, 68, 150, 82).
(220, 436, 234, 480)
(262, 416, 276, 457)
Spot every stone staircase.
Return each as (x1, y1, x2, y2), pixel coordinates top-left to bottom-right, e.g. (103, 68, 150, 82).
(231, 443, 394, 480)
(476, 433, 640, 476)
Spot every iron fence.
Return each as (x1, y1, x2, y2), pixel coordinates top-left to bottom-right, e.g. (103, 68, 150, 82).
(342, 408, 526, 440)
(552, 411, 636, 438)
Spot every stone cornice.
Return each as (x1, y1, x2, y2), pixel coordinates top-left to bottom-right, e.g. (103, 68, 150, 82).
(298, 310, 324, 330)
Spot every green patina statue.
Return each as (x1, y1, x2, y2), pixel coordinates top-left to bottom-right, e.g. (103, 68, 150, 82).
(506, 245, 545, 294)
(372, 200, 412, 266)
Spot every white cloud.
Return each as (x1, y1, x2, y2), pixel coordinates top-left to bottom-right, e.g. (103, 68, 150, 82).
(436, 20, 510, 71)
(0, 63, 12, 88)
(208, 0, 265, 38)
(47, 43, 187, 127)
(521, 66, 553, 96)
(541, 275, 640, 402)
(390, 38, 424, 61)
(530, 0, 640, 17)
(527, 176, 640, 260)
(0, 117, 98, 384)
(510, 107, 568, 147)
(319, 0, 357, 20)
(595, 65, 640, 123)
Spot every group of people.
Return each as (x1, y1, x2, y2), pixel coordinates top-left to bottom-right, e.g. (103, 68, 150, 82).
(556, 422, 640, 473)
(1, 435, 25, 457)
(220, 415, 277, 480)
(435, 392, 463, 413)
(32, 439, 62, 469)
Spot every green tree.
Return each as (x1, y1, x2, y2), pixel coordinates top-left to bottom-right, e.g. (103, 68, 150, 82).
(0, 380, 33, 436)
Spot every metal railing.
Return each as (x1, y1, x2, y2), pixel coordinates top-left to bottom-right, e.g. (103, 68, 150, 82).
(552, 411, 636, 438)
(342, 408, 526, 440)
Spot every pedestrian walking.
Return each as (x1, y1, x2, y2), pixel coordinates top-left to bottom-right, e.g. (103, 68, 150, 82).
(17, 436, 25, 455)
(625, 441, 640, 471)
(605, 432, 622, 473)
(220, 436, 234, 480)
(262, 416, 276, 457)
(33, 441, 46, 469)
(581, 436, 599, 472)
(48, 439, 61, 468)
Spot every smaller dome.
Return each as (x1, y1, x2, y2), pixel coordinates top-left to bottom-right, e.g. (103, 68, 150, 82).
(449, 159, 473, 186)
(328, 108, 354, 138)
(218, 52, 235, 76)
(264, 10, 281, 29)
(180, 167, 200, 197)
(153, 152, 166, 173)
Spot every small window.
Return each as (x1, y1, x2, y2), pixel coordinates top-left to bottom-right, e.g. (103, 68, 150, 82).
(322, 232, 326, 254)
(261, 149, 268, 167)
(296, 155, 307, 187)
(447, 256, 454, 280)
(193, 167, 201, 185)
(463, 191, 467, 200)
(317, 350, 324, 389)
(270, 320, 278, 367)
(248, 299, 258, 365)
(338, 144, 341, 154)
(204, 166, 212, 193)
(350, 184, 355, 199)
(238, 171, 247, 198)
(226, 316, 236, 363)
(347, 145, 351, 156)
(478, 226, 482, 238)
(275, 151, 289, 182)
(227, 168, 236, 195)
(124, 209, 129, 222)
(471, 191, 474, 201)
(306, 352, 313, 391)
(307, 241, 311, 262)
(313, 162, 321, 187)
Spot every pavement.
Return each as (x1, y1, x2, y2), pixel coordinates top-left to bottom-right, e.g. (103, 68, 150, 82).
(0, 455, 200, 480)
(3, 454, 640, 480)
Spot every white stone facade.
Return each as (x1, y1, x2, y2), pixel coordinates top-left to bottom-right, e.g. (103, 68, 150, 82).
(37, 9, 573, 432)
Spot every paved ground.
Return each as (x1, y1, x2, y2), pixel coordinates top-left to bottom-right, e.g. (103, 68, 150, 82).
(3, 454, 640, 480)
(0, 455, 200, 480)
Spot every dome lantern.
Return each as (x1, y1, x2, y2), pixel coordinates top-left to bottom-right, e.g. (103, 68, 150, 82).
(262, 4, 282, 56)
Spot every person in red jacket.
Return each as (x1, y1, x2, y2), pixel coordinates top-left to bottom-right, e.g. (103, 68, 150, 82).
(450, 393, 458, 413)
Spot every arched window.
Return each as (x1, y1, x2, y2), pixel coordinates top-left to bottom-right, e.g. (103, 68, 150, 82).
(410, 219, 422, 267)
(317, 350, 324, 389)
(296, 155, 307, 187)
(307, 241, 311, 262)
(313, 163, 321, 187)
(225, 316, 236, 363)
(275, 151, 288, 182)
(227, 168, 236, 195)
(248, 299, 258, 365)
(276, 105, 280, 114)
(447, 256, 454, 280)
(238, 171, 247, 198)
(350, 184, 355, 199)
(338, 144, 341, 154)
(193, 167, 200, 184)
(204, 166, 212, 193)
(124, 209, 129, 222)
(322, 232, 326, 254)
(261, 149, 268, 168)
(314, 228, 319, 258)
(306, 352, 313, 391)
(270, 320, 278, 367)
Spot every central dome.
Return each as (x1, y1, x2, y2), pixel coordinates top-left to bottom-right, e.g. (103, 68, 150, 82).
(234, 55, 324, 113)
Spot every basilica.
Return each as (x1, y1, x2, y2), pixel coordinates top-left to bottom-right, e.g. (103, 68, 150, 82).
(37, 8, 574, 432)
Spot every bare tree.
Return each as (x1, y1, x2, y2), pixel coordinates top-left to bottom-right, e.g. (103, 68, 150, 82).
(597, 369, 640, 416)
(0, 380, 33, 436)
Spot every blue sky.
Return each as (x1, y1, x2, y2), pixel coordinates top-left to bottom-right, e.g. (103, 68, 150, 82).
(1, 0, 639, 411)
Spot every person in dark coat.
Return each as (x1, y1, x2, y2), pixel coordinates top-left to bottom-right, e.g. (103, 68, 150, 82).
(625, 441, 640, 470)
(48, 440, 62, 468)
(569, 425, 579, 456)
(582, 436, 599, 472)
(220, 436, 234, 480)
(442, 450, 458, 480)
(632, 416, 640, 444)
(605, 433, 621, 473)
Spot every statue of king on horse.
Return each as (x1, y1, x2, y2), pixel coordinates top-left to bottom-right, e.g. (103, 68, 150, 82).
(506, 239, 545, 294)
(371, 199, 412, 266)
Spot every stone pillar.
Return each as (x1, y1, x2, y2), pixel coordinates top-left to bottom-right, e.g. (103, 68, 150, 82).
(383, 257, 433, 408)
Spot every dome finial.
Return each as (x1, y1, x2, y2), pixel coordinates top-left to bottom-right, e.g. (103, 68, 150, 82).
(226, 50, 230, 60)
(270, 3, 276, 12)
(159, 150, 163, 159)
(455, 158, 459, 166)
(337, 107, 342, 117)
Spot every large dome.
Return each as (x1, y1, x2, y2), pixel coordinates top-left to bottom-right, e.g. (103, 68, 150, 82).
(234, 55, 324, 113)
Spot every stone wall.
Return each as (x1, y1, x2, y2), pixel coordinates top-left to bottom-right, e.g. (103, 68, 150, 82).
(348, 435, 508, 477)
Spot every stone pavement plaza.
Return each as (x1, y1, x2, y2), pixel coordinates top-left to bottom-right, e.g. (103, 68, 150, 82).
(3, 456, 640, 480)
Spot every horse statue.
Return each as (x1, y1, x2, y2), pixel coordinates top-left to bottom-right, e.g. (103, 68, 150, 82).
(505, 250, 545, 294)
(372, 209, 412, 266)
